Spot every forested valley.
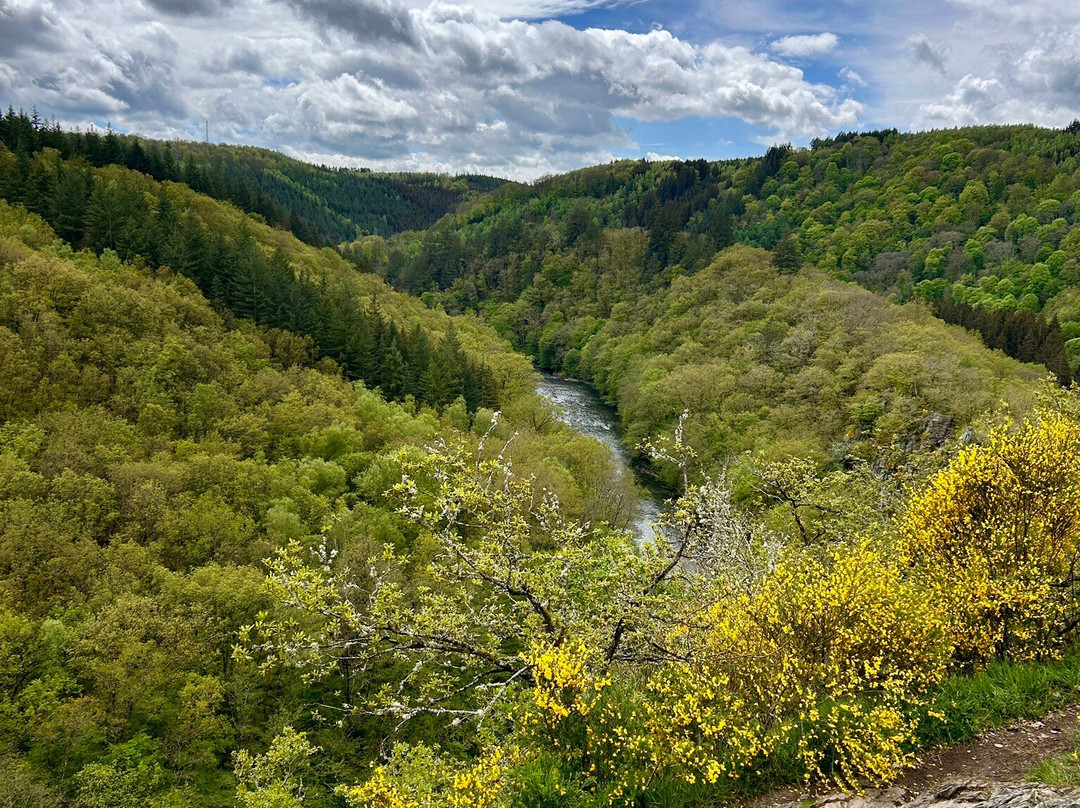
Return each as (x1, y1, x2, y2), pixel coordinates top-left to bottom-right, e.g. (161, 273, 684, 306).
(5, 113, 1080, 807)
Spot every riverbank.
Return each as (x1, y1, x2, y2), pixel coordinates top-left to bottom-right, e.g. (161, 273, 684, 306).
(535, 372, 667, 542)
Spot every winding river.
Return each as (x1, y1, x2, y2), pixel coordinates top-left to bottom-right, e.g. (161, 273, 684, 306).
(535, 373, 667, 543)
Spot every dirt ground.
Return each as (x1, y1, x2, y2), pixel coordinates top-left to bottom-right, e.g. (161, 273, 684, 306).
(896, 705, 1080, 790)
(744, 705, 1080, 808)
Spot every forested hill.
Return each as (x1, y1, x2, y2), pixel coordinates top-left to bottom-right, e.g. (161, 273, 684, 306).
(162, 141, 507, 243)
(0, 108, 506, 246)
(0, 182, 635, 807)
(0, 138, 524, 414)
(382, 123, 1080, 384)
(5, 106, 1080, 808)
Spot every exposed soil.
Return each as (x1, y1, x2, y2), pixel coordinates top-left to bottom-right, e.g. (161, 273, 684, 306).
(744, 705, 1080, 808)
(897, 705, 1080, 790)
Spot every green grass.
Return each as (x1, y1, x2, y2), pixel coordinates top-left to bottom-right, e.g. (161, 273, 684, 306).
(1028, 749, 1080, 786)
(918, 648, 1080, 750)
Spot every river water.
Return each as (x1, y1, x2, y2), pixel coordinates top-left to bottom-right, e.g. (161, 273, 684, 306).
(535, 373, 666, 543)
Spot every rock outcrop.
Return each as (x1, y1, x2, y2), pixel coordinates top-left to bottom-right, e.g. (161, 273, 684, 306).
(806, 781, 1080, 808)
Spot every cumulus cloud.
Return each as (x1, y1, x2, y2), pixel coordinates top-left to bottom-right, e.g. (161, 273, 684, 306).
(397, 0, 632, 19)
(0, 0, 862, 179)
(771, 32, 838, 58)
(945, 0, 1080, 25)
(144, 0, 236, 16)
(287, 0, 422, 47)
(915, 26, 1080, 129)
(0, 0, 65, 58)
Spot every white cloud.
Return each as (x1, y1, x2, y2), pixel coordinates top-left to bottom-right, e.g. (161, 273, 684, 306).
(771, 32, 838, 58)
(914, 26, 1080, 129)
(1, 0, 862, 179)
(944, 0, 1080, 25)
(838, 67, 866, 88)
(397, 0, 634, 20)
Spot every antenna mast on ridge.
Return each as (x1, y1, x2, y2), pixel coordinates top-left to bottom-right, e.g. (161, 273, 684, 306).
(205, 120, 209, 143)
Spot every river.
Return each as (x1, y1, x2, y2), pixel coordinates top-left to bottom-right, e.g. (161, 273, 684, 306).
(535, 373, 667, 543)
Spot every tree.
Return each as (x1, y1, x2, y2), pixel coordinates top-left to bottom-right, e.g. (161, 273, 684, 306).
(85, 176, 148, 259)
(234, 728, 317, 808)
(422, 325, 466, 408)
(50, 159, 92, 244)
(772, 234, 801, 274)
(243, 416, 950, 798)
(240, 419, 751, 726)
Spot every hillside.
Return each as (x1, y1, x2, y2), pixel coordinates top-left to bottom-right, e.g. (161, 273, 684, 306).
(576, 246, 1041, 481)
(380, 124, 1080, 384)
(0, 108, 506, 246)
(162, 140, 507, 243)
(0, 139, 526, 415)
(5, 114, 1080, 808)
(0, 200, 639, 805)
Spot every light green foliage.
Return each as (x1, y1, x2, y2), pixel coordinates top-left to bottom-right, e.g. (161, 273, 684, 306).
(388, 125, 1080, 398)
(241, 423, 693, 726)
(0, 202, 626, 805)
(250, 427, 954, 803)
(579, 247, 1037, 479)
(248, 393, 1080, 805)
(234, 727, 317, 808)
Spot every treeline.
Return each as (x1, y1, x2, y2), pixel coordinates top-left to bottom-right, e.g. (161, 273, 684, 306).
(571, 247, 1038, 477)
(167, 141, 506, 243)
(0, 144, 498, 412)
(0, 108, 507, 249)
(934, 298, 1072, 384)
(0, 106, 321, 244)
(394, 155, 748, 297)
(377, 123, 1080, 385)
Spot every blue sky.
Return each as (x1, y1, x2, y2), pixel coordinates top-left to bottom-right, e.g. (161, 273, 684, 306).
(1, 0, 1078, 179)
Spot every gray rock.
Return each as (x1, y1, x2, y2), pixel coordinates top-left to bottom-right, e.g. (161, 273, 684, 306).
(907, 781, 1080, 808)
(922, 413, 953, 447)
(796, 781, 1080, 808)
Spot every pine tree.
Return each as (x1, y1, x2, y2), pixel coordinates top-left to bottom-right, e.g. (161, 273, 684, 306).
(423, 325, 467, 408)
(22, 153, 56, 218)
(50, 160, 92, 244)
(404, 324, 432, 402)
(772, 234, 801, 274)
(379, 338, 408, 400)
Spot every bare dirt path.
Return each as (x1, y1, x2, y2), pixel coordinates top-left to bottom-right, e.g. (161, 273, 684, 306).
(896, 705, 1080, 790)
(744, 705, 1080, 808)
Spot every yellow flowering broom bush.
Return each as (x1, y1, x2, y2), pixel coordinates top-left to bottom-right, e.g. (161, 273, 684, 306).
(513, 545, 949, 799)
(899, 410, 1080, 663)
(340, 744, 511, 808)
(649, 542, 950, 789)
(521, 640, 662, 802)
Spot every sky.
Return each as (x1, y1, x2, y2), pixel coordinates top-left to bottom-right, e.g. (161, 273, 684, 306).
(1, 0, 1079, 180)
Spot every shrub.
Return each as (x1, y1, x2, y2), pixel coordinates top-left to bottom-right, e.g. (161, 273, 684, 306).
(652, 542, 948, 789)
(900, 410, 1080, 663)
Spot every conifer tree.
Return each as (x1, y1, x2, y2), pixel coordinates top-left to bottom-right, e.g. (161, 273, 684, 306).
(772, 234, 801, 274)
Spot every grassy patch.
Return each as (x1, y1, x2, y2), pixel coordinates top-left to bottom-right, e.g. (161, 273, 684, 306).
(1028, 751, 1080, 786)
(918, 649, 1080, 750)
